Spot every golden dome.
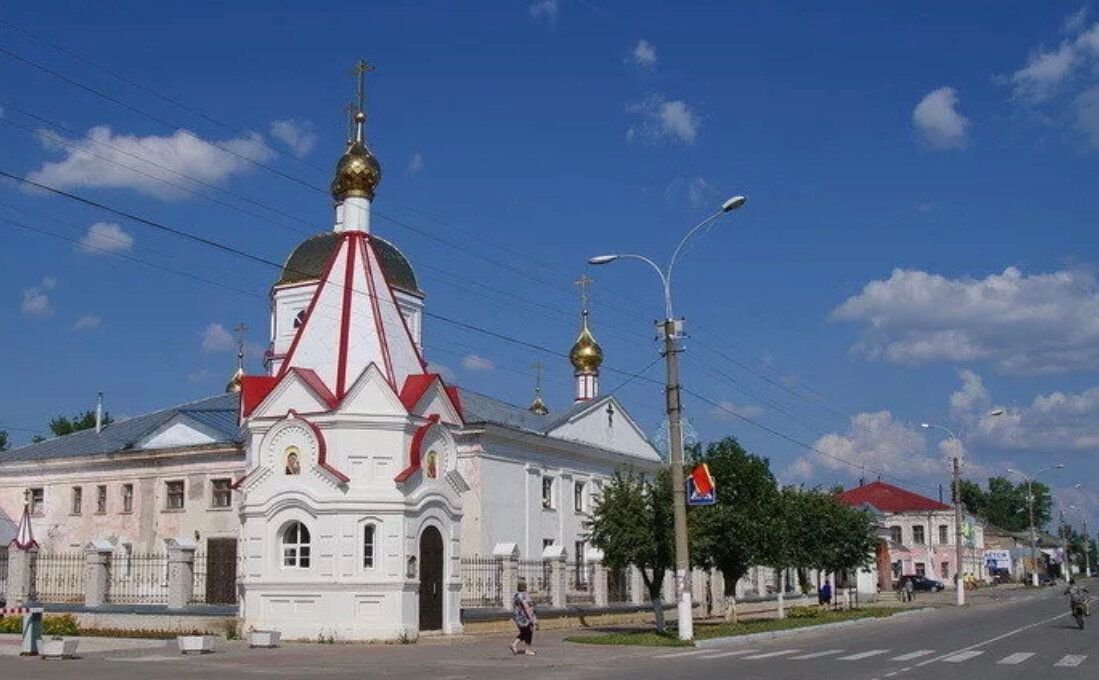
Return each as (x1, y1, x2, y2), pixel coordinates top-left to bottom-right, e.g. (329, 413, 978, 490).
(569, 312, 603, 374)
(528, 395, 549, 416)
(226, 366, 244, 394)
(331, 112, 381, 201)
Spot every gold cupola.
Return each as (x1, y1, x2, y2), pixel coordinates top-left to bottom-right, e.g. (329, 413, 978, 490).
(225, 322, 246, 393)
(331, 111, 382, 201)
(569, 310, 604, 374)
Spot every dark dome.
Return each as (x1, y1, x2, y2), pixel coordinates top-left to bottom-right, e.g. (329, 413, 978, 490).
(276, 232, 421, 296)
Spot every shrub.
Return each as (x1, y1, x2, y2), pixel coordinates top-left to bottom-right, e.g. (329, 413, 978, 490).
(0, 614, 80, 636)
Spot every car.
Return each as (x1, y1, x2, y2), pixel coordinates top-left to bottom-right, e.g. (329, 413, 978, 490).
(896, 574, 946, 592)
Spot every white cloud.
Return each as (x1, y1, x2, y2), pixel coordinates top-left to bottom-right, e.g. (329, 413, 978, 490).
(1009, 18, 1099, 103)
(913, 87, 970, 149)
(201, 323, 235, 353)
(626, 94, 700, 144)
(72, 314, 101, 331)
(1065, 7, 1090, 34)
(629, 39, 658, 68)
(20, 277, 55, 317)
(461, 354, 495, 371)
(786, 411, 944, 482)
(407, 152, 424, 176)
(664, 176, 721, 209)
(833, 266, 1099, 375)
(78, 222, 133, 255)
(269, 119, 317, 158)
(28, 126, 274, 199)
(709, 400, 764, 421)
(1075, 86, 1099, 148)
(529, 0, 558, 24)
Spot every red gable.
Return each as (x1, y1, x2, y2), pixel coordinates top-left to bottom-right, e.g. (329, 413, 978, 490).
(836, 481, 950, 513)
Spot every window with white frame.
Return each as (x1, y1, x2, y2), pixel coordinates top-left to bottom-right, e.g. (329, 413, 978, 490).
(889, 525, 902, 544)
(912, 525, 926, 545)
(121, 483, 134, 513)
(542, 476, 554, 509)
(165, 480, 184, 510)
(211, 479, 232, 508)
(71, 487, 82, 515)
(363, 524, 376, 569)
(282, 521, 311, 568)
(574, 480, 586, 513)
(29, 487, 44, 515)
(96, 485, 107, 513)
(938, 524, 949, 545)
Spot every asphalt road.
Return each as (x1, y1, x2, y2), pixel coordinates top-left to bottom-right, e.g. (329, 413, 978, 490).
(0, 584, 1093, 679)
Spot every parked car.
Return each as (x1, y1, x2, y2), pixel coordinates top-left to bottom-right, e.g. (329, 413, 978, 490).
(988, 568, 1013, 584)
(895, 574, 945, 592)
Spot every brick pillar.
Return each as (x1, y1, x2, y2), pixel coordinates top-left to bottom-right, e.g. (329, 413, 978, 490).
(5, 547, 37, 606)
(167, 538, 197, 609)
(630, 566, 646, 605)
(543, 544, 566, 608)
(492, 542, 519, 609)
(83, 540, 113, 607)
(588, 548, 607, 607)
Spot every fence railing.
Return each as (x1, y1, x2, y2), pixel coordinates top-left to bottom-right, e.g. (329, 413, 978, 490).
(517, 559, 551, 598)
(107, 553, 168, 605)
(191, 551, 238, 605)
(31, 552, 85, 603)
(460, 555, 503, 608)
(566, 561, 595, 604)
(607, 566, 632, 603)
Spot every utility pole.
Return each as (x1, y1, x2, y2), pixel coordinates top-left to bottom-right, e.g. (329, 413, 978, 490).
(663, 318, 692, 640)
(1028, 478, 1038, 586)
(1085, 517, 1092, 578)
(1060, 509, 1070, 580)
(953, 457, 965, 605)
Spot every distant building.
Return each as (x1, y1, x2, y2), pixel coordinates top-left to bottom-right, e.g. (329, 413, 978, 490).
(838, 481, 985, 590)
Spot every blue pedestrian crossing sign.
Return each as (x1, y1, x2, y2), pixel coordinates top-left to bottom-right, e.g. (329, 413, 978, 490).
(686, 464, 716, 506)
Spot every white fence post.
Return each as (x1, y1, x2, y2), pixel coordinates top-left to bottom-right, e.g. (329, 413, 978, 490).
(5, 546, 36, 606)
(83, 540, 113, 607)
(167, 538, 197, 610)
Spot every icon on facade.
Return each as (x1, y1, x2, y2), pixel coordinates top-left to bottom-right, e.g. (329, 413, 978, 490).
(424, 450, 439, 479)
(285, 447, 301, 475)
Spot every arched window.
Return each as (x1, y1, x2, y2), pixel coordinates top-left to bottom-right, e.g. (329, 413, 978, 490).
(282, 521, 311, 568)
(293, 309, 307, 329)
(363, 524, 376, 569)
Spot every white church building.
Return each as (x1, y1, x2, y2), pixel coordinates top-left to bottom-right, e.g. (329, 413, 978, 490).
(0, 78, 661, 640)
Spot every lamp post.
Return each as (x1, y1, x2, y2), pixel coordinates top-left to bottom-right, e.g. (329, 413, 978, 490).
(589, 194, 747, 641)
(1007, 464, 1066, 586)
(921, 410, 1002, 606)
(1068, 483, 1091, 578)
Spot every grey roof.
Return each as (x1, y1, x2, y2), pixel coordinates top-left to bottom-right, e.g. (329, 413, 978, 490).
(460, 389, 591, 435)
(275, 232, 421, 295)
(0, 507, 16, 546)
(0, 393, 241, 464)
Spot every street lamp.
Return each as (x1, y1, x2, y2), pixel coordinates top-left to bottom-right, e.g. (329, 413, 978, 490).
(920, 409, 1003, 607)
(1069, 484, 1092, 578)
(1007, 464, 1066, 586)
(589, 194, 747, 641)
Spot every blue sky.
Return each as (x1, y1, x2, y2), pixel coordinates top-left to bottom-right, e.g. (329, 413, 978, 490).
(2, 1, 1099, 530)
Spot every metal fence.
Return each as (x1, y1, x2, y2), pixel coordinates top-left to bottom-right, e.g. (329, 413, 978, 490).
(460, 555, 503, 607)
(191, 551, 238, 605)
(107, 553, 168, 605)
(607, 566, 632, 603)
(517, 559, 550, 598)
(566, 561, 595, 604)
(31, 552, 85, 603)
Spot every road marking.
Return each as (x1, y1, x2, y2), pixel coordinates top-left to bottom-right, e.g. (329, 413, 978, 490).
(1054, 655, 1086, 668)
(839, 650, 890, 660)
(941, 651, 984, 663)
(742, 649, 801, 660)
(789, 649, 845, 659)
(997, 652, 1035, 665)
(652, 650, 707, 659)
(891, 650, 935, 661)
(697, 649, 757, 660)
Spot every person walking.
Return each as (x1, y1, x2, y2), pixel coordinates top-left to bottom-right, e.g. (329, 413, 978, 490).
(510, 579, 537, 656)
(903, 577, 915, 603)
(818, 580, 832, 607)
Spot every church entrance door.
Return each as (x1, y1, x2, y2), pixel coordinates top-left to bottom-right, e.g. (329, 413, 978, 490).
(418, 526, 444, 631)
(205, 538, 238, 604)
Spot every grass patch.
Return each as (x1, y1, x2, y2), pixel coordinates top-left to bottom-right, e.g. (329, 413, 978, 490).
(567, 608, 898, 647)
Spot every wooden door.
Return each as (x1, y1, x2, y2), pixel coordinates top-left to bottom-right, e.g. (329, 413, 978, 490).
(205, 538, 238, 605)
(418, 526, 444, 631)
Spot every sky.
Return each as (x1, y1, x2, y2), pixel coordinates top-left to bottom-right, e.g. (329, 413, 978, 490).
(2, 1, 1099, 532)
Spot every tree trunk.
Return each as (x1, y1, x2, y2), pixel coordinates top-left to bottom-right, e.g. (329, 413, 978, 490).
(724, 595, 738, 623)
(777, 569, 786, 620)
(651, 597, 666, 632)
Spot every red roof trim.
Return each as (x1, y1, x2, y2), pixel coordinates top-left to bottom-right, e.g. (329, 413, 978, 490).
(278, 234, 347, 379)
(240, 376, 279, 418)
(837, 481, 951, 513)
(369, 234, 430, 374)
(398, 373, 465, 425)
(445, 386, 464, 421)
(362, 236, 396, 391)
(299, 413, 350, 484)
(290, 368, 338, 409)
(395, 414, 440, 483)
(335, 232, 358, 398)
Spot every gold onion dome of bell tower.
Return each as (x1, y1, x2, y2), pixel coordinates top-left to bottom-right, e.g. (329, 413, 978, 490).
(331, 112, 381, 201)
(569, 311, 603, 373)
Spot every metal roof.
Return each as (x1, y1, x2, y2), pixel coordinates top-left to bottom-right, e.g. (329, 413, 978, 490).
(275, 232, 421, 295)
(0, 393, 241, 464)
(460, 389, 591, 434)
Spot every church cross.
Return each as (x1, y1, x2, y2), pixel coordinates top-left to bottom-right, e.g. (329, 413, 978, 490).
(606, 402, 615, 427)
(351, 59, 375, 116)
(532, 361, 544, 395)
(233, 322, 247, 367)
(575, 274, 593, 311)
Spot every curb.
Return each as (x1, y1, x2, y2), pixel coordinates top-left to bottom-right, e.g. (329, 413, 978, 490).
(695, 608, 935, 649)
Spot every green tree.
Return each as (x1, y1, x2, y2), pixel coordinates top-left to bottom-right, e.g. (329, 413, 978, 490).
(964, 476, 1052, 533)
(688, 437, 779, 622)
(586, 469, 674, 631)
(48, 410, 112, 437)
(0, 430, 8, 452)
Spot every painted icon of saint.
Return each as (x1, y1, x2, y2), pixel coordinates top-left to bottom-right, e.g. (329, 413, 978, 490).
(285, 448, 301, 475)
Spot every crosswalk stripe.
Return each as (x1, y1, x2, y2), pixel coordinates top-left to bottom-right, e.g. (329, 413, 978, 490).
(941, 651, 984, 663)
(742, 649, 801, 660)
(839, 650, 890, 660)
(698, 649, 757, 660)
(652, 650, 707, 659)
(1054, 654, 1086, 668)
(789, 650, 845, 660)
(891, 650, 936, 661)
(997, 652, 1034, 665)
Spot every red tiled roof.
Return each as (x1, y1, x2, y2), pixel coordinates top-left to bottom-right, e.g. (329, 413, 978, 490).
(836, 481, 950, 513)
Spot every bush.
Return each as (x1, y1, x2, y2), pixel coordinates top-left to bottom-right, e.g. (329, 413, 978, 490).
(787, 606, 824, 619)
(0, 614, 80, 636)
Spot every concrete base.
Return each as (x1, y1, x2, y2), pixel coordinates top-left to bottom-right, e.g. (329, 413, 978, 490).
(178, 635, 217, 654)
(248, 630, 281, 648)
(38, 638, 79, 659)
